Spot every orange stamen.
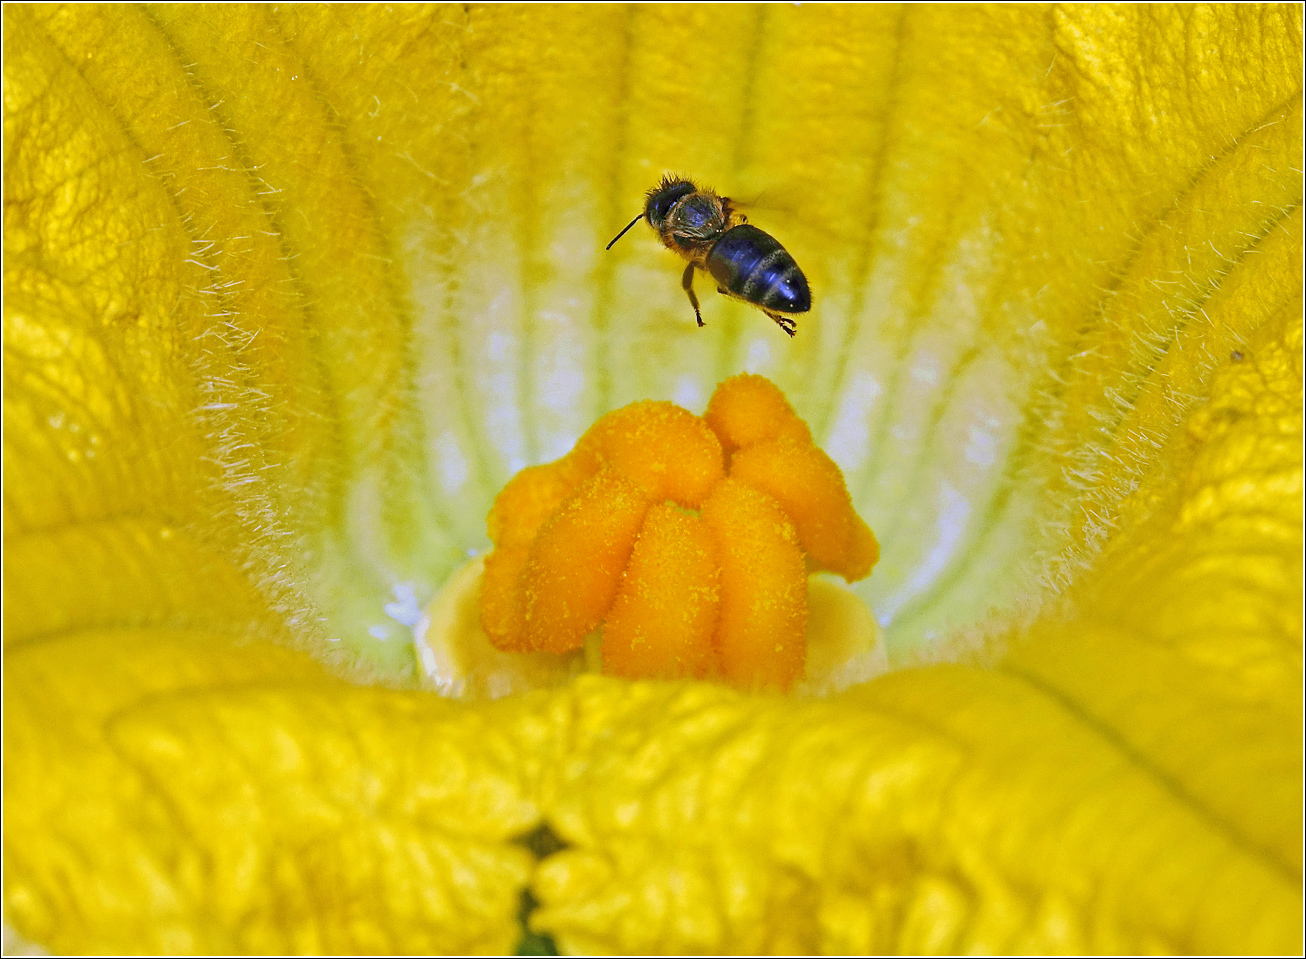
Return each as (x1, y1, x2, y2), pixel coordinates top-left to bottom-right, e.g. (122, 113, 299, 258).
(478, 375, 878, 691)
(479, 544, 531, 651)
(703, 373, 811, 455)
(729, 438, 879, 581)
(701, 478, 808, 691)
(521, 468, 653, 653)
(487, 454, 598, 549)
(601, 503, 721, 680)
(579, 400, 725, 505)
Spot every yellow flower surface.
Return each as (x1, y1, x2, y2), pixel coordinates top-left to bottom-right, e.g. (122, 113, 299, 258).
(4, 4, 1301, 955)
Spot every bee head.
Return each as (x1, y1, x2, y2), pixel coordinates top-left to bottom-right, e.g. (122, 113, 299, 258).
(644, 176, 698, 230)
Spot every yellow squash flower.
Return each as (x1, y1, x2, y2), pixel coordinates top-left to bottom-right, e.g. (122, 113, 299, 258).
(4, 4, 1301, 954)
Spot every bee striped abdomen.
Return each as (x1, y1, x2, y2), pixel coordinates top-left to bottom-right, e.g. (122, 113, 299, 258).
(706, 224, 811, 314)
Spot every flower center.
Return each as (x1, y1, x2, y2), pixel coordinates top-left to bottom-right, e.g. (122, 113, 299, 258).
(419, 375, 883, 695)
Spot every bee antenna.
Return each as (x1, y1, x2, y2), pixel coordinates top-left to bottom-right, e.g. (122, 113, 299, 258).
(606, 213, 645, 251)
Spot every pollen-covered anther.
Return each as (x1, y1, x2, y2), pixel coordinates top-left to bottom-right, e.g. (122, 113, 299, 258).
(478, 374, 879, 691)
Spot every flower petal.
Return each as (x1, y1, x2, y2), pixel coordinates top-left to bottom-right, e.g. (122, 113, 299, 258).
(4, 4, 1301, 956)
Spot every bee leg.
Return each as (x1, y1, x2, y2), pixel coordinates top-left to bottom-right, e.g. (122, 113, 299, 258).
(682, 263, 704, 328)
(766, 310, 798, 338)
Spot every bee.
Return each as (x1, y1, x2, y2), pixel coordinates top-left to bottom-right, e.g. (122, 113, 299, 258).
(606, 174, 810, 337)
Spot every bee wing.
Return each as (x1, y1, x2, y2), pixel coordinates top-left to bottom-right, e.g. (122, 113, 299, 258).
(725, 185, 788, 216)
(731, 179, 859, 248)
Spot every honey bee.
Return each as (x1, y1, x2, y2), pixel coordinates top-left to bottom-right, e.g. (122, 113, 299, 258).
(607, 174, 810, 337)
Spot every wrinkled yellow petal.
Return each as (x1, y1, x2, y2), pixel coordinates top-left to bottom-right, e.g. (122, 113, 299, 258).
(5, 630, 539, 953)
(4, 3, 1301, 956)
(532, 670, 1297, 954)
